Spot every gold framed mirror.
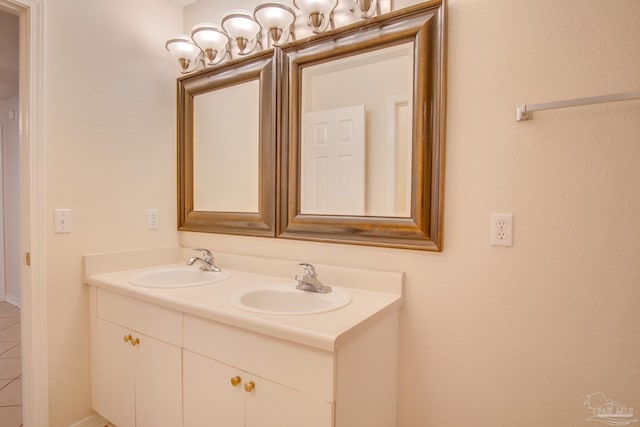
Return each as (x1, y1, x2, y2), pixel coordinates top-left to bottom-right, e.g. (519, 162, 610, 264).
(279, 1, 446, 250)
(177, 50, 277, 236)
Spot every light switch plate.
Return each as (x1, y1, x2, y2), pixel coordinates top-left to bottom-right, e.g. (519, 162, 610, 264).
(54, 209, 71, 233)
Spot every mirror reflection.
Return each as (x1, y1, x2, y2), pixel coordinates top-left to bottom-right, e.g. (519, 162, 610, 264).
(193, 80, 260, 213)
(178, 2, 445, 249)
(300, 42, 414, 217)
(178, 50, 276, 237)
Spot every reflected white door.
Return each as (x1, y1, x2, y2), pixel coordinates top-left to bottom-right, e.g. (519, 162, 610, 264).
(301, 105, 366, 215)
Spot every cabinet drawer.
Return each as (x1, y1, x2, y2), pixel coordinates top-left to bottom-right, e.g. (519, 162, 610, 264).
(97, 289, 182, 346)
(184, 314, 334, 401)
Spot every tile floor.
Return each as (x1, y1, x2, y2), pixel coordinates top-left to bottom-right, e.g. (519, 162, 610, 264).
(0, 301, 22, 427)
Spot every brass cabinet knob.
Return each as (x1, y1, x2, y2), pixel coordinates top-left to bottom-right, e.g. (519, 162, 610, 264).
(131, 337, 140, 346)
(244, 381, 255, 393)
(123, 334, 133, 343)
(230, 376, 242, 387)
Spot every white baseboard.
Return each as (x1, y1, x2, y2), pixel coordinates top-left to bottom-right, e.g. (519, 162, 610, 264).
(68, 413, 112, 427)
(5, 294, 21, 308)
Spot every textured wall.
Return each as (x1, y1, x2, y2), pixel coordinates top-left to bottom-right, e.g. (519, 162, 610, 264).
(44, 0, 181, 424)
(36, 0, 640, 425)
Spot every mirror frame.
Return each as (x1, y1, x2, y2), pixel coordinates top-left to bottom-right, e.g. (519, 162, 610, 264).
(279, 1, 446, 250)
(177, 49, 277, 237)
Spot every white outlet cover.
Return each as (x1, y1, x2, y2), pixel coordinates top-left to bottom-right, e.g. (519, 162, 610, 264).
(147, 209, 160, 230)
(490, 213, 513, 247)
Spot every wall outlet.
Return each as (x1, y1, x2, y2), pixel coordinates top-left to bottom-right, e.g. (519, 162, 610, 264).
(54, 209, 71, 233)
(147, 209, 160, 230)
(490, 213, 513, 247)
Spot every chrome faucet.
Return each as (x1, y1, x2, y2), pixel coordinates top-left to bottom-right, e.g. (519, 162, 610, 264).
(295, 263, 331, 293)
(187, 248, 221, 272)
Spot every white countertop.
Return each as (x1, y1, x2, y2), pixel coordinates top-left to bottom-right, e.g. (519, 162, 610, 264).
(87, 263, 403, 352)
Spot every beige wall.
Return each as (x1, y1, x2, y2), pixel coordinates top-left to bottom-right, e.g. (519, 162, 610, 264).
(44, 0, 181, 424)
(40, 0, 640, 425)
(182, 0, 640, 426)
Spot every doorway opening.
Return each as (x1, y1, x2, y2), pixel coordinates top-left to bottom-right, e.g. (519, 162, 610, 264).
(0, 7, 23, 425)
(0, 0, 47, 425)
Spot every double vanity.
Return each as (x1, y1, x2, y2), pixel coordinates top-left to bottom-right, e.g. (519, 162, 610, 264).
(85, 248, 404, 427)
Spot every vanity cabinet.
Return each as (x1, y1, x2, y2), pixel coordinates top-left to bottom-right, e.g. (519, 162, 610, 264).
(181, 313, 398, 427)
(90, 285, 400, 427)
(183, 350, 332, 427)
(90, 289, 183, 427)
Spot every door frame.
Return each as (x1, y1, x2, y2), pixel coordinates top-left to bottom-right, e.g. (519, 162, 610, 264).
(0, 0, 48, 425)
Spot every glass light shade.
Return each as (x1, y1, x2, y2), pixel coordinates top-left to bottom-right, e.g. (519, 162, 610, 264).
(191, 23, 229, 65)
(293, 0, 337, 33)
(221, 10, 262, 55)
(165, 36, 202, 72)
(254, 3, 296, 46)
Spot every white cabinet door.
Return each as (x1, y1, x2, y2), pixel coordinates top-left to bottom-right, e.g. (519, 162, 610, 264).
(184, 350, 332, 427)
(183, 350, 244, 427)
(93, 319, 136, 427)
(93, 318, 182, 427)
(135, 331, 183, 427)
(245, 375, 333, 427)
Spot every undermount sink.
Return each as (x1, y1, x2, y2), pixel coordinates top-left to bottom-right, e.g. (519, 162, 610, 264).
(230, 282, 351, 315)
(129, 266, 231, 288)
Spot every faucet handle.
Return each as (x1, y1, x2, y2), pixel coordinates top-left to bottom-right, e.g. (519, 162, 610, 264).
(298, 263, 317, 278)
(193, 248, 213, 262)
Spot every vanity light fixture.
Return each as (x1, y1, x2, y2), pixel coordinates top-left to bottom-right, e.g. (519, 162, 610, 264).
(165, 36, 203, 73)
(293, 0, 337, 34)
(221, 10, 262, 56)
(191, 23, 230, 66)
(253, 3, 297, 47)
(166, 0, 388, 74)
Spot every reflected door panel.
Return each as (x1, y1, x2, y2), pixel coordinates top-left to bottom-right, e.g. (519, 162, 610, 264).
(300, 42, 413, 217)
(302, 105, 365, 215)
(280, 1, 446, 250)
